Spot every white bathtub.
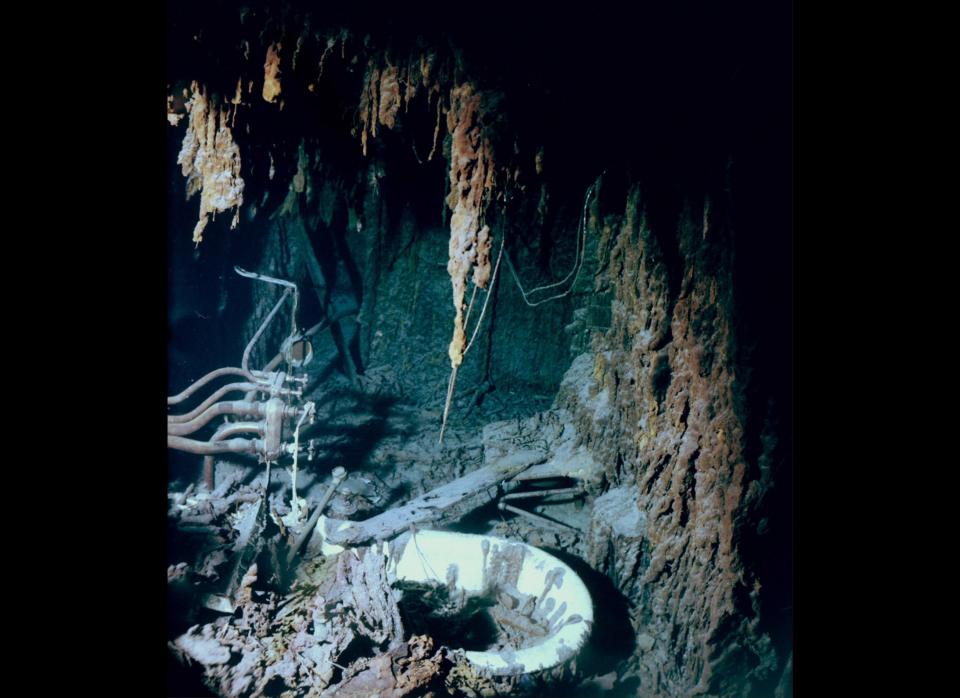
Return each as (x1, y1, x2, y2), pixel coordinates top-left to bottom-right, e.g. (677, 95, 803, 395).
(386, 529, 593, 677)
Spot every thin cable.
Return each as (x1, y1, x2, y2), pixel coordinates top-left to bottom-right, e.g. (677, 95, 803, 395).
(505, 179, 598, 307)
(462, 284, 479, 331)
(438, 365, 457, 445)
(464, 238, 505, 355)
(411, 529, 442, 583)
(439, 235, 505, 445)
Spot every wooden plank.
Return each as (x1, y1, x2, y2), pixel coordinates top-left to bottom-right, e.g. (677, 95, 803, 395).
(324, 448, 549, 546)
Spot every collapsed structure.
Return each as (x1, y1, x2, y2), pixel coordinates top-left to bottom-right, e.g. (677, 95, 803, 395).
(166, 3, 792, 697)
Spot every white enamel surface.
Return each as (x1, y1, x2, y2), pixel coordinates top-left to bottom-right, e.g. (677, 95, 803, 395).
(390, 530, 592, 676)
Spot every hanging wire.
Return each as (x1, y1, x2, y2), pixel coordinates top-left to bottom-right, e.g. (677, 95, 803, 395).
(464, 239, 505, 355)
(505, 177, 600, 307)
(411, 529, 443, 583)
(439, 176, 600, 444)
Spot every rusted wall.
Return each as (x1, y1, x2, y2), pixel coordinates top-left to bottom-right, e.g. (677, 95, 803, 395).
(559, 186, 780, 696)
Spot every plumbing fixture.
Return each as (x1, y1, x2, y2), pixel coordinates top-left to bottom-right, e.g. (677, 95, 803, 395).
(389, 530, 593, 677)
(167, 268, 317, 490)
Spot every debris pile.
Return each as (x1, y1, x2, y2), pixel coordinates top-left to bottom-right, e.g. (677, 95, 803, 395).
(172, 545, 441, 697)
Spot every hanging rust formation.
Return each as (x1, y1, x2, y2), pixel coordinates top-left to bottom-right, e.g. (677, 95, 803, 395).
(176, 82, 245, 245)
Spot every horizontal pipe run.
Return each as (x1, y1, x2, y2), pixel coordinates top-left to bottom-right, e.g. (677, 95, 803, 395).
(168, 382, 259, 423)
(498, 502, 579, 532)
(167, 367, 259, 405)
(500, 486, 585, 501)
(214, 422, 265, 439)
(201, 422, 265, 490)
(168, 435, 263, 456)
(167, 400, 266, 437)
(511, 473, 581, 483)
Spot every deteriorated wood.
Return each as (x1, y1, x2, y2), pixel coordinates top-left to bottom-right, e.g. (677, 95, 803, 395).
(320, 546, 404, 648)
(223, 497, 267, 601)
(328, 634, 443, 697)
(324, 448, 548, 546)
(176, 545, 411, 697)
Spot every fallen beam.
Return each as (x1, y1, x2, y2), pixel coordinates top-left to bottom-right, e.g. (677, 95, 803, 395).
(321, 448, 549, 546)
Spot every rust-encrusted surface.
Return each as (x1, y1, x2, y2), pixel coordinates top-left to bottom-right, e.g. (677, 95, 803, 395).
(557, 187, 778, 695)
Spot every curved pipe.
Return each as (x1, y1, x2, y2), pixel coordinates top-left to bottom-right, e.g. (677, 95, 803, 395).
(200, 421, 265, 491)
(167, 367, 253, 405)
(242, 307, 359, 402)
(212, 422, 265, 439)
(242, 288, 292, 376)
(170, 274, 305, 408)
(168, 435, 263, 456)
(235, 266, 300, 341)
(168, 382, 259, 424)
(167, 400, 266, 437)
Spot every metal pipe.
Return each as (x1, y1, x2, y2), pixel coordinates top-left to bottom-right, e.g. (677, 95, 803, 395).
(167, 400, 266, 437)
(167, 382, 259, 423)
(200, 422, 265, 490)
(267, 307, 358, 371)
(242, 307, 359, 402)
(242, 287, 292, 377)
(214, 422, 264, 439)
(286, 466, 347, 566)
(501, 486, 585, 501)
(167, 367, 253, 405)
(168, 435, 263, 456)
(202, 454, 216, 492)
(171, 271, 303, 408)
(497, 502, 580, 532)
(234, 266, 299, 333)
(234, 267, 299, 289)
(511, 473, 581, 483)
